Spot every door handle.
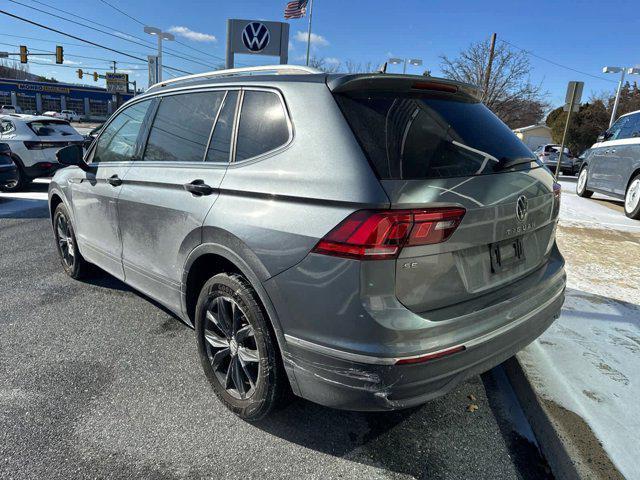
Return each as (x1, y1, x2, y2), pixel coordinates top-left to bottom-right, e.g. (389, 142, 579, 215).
(107, 174, 122, 187)
(611, 149, 616, 154)
(184, 179, 214, 196)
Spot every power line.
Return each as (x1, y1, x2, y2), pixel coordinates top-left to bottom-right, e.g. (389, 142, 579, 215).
(95, 0, 228, 64)
(499, 38, 617, 84)
(98, 0, 144, 26)
(0, 9, 192, 74)
(7, 0, 217, 68)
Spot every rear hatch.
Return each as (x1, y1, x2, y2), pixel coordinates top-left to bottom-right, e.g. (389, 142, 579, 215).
(331, 75, 559, 313)
(26, 119, 84, 151)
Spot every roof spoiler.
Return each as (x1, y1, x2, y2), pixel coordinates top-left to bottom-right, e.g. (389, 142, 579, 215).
(327, 74, 481, 100)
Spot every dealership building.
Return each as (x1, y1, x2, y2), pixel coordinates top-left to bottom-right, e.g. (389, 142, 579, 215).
(0, 78, 134, 119)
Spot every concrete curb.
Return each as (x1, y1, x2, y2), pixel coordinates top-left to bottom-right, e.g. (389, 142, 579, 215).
(504, 356, 624, 480)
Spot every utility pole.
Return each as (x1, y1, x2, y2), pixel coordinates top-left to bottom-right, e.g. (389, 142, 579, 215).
(484, 33, 497, 101)
(111, 60, 117, 73)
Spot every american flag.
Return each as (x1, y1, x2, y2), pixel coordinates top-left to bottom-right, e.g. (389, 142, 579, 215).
(284, 0, 308, 19)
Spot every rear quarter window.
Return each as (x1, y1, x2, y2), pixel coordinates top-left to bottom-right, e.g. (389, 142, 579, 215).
(235, 91, 289, 162)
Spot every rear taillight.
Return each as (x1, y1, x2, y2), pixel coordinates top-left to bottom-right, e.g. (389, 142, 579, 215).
(312, 207, 466, 260)
(552, 182, 561, 217)
(24, 141, 59, 150)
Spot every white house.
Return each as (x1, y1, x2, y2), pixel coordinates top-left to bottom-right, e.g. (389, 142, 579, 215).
(513, 124, 553, 150)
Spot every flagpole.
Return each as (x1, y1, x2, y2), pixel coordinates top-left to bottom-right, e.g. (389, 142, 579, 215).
(305, 0, 314, 66)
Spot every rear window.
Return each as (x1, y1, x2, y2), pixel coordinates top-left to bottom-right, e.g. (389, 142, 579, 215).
(334, 92, 536, 180)
(28, 120, 78, 137)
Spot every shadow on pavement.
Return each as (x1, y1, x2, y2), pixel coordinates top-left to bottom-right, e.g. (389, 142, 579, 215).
(0, 182, 50, 219)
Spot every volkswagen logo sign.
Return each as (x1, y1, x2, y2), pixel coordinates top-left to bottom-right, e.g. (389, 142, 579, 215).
(516, 195, 528, 222)
(242, 22, 270, 52)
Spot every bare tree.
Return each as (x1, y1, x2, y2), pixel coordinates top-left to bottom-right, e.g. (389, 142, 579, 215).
(344, 60, 374, 74)
(440, 39, 549, 128)
(308, 56, 341, 73)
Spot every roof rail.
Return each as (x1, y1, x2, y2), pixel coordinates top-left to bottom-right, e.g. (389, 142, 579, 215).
(151, 65, 322, 89)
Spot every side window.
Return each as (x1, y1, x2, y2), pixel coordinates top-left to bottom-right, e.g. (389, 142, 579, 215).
(205, 91, 238, 163)
(92, 100, 151, 163)
(609, 115, 637, 141)
(235, 91, 289, 162)
(143, 91, 225, 162)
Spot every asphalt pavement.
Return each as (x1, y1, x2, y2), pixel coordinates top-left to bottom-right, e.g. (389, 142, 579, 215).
(0, 184, 550, 480)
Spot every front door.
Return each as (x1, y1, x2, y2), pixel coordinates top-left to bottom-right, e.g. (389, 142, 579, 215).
(70, 99, 152, 279)
(117, 89, 238, 313)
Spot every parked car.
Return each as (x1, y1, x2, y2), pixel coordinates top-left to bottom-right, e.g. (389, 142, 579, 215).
(0, 105, 22, 114)
(48, 66, 566, 421)
(0, 114, 84, 191)
(82, 123, 104, 149)
(534, 144, 579, 175)
(0, 142, 18, 189)
(577, 109, 640, 219)
(60, 110, 81, 122)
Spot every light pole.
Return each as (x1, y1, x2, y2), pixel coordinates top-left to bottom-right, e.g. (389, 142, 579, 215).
(388, 57, 423, 74)
(603, 66, 640, 128)
(144, 26, 175, 83)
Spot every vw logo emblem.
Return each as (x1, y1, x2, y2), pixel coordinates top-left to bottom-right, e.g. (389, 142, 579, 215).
(516, 195, 528, 222)
(242, 22, 270, 52)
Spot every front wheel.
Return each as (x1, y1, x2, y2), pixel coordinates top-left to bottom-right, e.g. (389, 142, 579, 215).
(53, 203, 90, 278)
(576, 166, 593, 198)
(624, 174, 640, 220)
(195, 273, 287, 421)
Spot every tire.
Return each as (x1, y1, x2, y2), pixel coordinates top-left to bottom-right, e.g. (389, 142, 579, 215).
(0, 155, 26, 192)
(576, 166, 593, 198)
(53, 203, 90, 279)
(624, 174, 640, 220)
(195, 273, 287, 421)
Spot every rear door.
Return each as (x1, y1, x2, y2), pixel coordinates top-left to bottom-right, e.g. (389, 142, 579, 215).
(333, 84, 559, 313)
(116, 88, 238, 312)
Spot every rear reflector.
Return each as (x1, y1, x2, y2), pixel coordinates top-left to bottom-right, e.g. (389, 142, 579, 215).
(395, 345, 466, 365)
(312, 207, 465, 260)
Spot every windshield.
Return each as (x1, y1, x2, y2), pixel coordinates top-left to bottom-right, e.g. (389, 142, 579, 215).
(28, 120, 79, 137)
(334, 91, 536, 180)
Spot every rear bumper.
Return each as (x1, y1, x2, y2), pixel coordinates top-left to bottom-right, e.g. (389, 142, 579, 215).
(24, 161, 64, 179)
(268, 244, 566, 410)
(284, 285, 563, 411)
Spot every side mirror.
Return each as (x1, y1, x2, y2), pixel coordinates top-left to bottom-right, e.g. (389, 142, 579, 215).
(57, 145, 93, 172)
(597, 130, 612, 142)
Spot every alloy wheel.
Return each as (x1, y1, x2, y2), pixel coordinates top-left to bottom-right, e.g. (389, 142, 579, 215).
(56, 213, 75, 268)
(577, 168, 588, 193)
(626, 178, 640, 214)
(204, 295, 260, 399)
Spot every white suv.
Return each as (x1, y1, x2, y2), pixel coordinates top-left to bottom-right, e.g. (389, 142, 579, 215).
(0, 114, 84, 191)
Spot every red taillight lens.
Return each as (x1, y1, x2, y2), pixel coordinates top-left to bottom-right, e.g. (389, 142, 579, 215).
(312, 207, 466, 260)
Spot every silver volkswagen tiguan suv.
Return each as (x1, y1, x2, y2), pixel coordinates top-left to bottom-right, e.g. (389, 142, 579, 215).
(49, 66, 566, 420)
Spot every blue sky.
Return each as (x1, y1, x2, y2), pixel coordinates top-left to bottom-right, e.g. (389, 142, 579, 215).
(0, 0, 638, 107)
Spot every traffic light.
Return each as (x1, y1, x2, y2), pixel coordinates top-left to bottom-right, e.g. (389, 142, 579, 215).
(55, 45, 63, 64)
(19, 45, 27, 64)
(77, 69, 83, 79)
(93, 71, 98, 82)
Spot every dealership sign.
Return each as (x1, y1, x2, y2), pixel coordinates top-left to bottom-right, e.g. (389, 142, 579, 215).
(226, 19, 289, 68)
(105, 72, 129, 94)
